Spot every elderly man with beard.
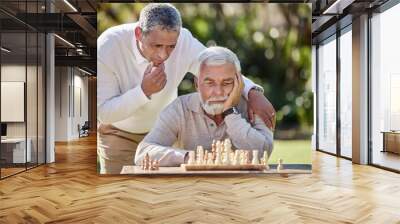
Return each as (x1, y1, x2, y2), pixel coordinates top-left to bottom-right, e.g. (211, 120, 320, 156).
(134, 46, 273, 167)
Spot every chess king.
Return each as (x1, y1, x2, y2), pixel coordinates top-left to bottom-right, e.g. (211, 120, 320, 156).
(134, 46, 274, 167)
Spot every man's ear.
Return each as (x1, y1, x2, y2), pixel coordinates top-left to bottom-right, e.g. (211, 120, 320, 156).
(134, 26, 142, 41)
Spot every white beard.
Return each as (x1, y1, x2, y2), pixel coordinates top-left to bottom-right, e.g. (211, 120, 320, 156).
(200, 96, 228, 116)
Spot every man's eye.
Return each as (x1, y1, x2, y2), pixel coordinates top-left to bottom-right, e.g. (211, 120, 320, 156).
(223, 82, 233, 86)
(169, 45, 176, 49)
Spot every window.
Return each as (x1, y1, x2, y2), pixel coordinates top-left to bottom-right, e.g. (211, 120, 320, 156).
(371, 3, 400, 171)
(317, 36, 337, 154)
(0, 1, 46, 179)
(339, 27, 352, 158)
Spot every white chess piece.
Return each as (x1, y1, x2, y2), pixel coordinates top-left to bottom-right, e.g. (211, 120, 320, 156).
(263, 151, 270, 170)
(233, 150, 240, 165)
(224, 139, 233, 165)
(252, 150, 259, 165)
(277, 158, 283, 172)
(207, 152, 214, 165)
(239, 150, 246, 165)
(223, 150, 231, 165)
(224, 139, 232, 153)
(245, 151, 251, 164)
(196, 146, 204, 165)
(188, 151, 195, 165)
(230, 152, 235, 162)
(222, 139, 230, 165)
(215, 141, 222, 165)
(211, 140, 216, 153)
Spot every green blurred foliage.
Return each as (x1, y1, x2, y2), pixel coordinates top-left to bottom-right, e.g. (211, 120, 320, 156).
(98, 3, 312, 139)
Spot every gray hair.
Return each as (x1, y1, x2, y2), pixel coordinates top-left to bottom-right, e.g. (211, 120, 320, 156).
(196, 46, 241, 76)
(139, 3, 182, 34)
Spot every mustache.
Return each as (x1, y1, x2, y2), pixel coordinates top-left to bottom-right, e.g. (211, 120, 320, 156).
(206, 96, 228, 103)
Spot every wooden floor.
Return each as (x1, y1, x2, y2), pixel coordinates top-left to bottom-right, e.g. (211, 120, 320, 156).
(372, 150, 400, 171)
(0, 167, 26, 177)
(1, 135, 400, 224)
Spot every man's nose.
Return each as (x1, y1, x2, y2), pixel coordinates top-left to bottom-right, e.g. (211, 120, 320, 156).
(212, 85, 224, 96)
(158, 48, 168, 61)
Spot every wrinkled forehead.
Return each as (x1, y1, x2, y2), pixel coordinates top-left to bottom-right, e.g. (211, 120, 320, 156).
(199, 62, 236, 81)
(142, 26, 179, 44)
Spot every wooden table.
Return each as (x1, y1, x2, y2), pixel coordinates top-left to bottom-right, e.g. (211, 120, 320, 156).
(121, 164, 312, 175)
(381, 131, 400, 154)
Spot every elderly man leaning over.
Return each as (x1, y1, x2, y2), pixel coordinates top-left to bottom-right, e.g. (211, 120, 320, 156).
(134, 47, 273, 167)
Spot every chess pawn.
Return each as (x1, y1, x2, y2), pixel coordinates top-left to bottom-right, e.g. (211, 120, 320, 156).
(245, 151, 251, 164)
(263, 151, 270, 170)
(188, 151, 195, 165)
(239, 149, 246, 165)
(233, 150, 240, 165)
(197, 146, 205, 165)
(155, 160, 160, 170)
(144, 153, 150, 170)
(223, 149, 231, 165)
(220, 142, 225, 162)
(207, 152, 214, 165)
(230, 152, 235, 162)
(242, 150, 248, 165)
(252, 150, 259, 165)
(141, 159, 146, 170)
(211, 141, 216, 160)
(221, 141, 228, 153)
(211, 140, 216, 152)
(277, 158, 283, 172)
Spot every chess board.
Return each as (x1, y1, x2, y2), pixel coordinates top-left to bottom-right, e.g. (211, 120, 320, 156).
(120, 165, 312, 175)
(136, 139, 289, 174)
(181, 164, 266, 171)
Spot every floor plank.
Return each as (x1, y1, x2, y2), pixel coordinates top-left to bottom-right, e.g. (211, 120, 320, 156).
(0, 135, 399, 224)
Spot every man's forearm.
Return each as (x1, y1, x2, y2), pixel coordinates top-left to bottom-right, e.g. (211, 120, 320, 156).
(135, 141, 188, 167)
(224, 114, 273, 156)
(241, 75, 263, 100)
(98, 85, 151, 124)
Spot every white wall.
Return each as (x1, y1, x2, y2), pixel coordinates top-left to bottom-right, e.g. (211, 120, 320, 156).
(1, 63, 46, 164)
(55, 67, 69, 141)
(1, 65, 36, 138)
(54, 67, 89, 141)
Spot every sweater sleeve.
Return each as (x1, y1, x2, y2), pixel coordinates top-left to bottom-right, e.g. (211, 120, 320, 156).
(97, 58, 151, 124)
(224, 114, 273, 157)
(134, 98, 189, 166)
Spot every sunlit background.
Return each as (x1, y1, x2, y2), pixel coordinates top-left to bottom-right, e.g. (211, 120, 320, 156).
(98, 3, 312, 164)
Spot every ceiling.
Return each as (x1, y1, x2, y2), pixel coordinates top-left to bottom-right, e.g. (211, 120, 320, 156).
(1, 0, 396, 75)
(0, 0, 97, 75)
(311, 0, 390, 43)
